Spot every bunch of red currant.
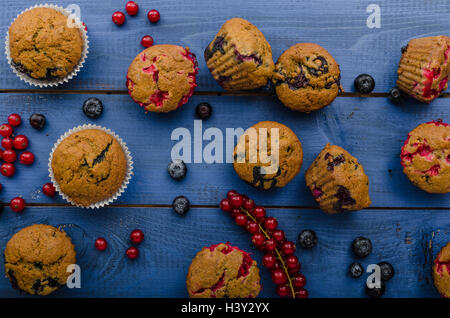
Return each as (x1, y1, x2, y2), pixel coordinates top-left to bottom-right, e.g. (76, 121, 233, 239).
(220, 190, 308, 298)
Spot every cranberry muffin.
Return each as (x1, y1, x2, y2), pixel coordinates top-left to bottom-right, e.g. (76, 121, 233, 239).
(400, 120, 450, 193)
(233, 121, 303, 190)
(272, 43, 342, 113)
(186, 243, 261, 298)
(204, 18, 274, 90)
(4, 224, 76, 296)
(433, 242, 450, 298)
(397, 36, 450, 103)
(127, 44, 198, 112)
(305, 144, 371, 214)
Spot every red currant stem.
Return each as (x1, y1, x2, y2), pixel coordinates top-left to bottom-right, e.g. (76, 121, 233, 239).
(240, 207, 295, 298)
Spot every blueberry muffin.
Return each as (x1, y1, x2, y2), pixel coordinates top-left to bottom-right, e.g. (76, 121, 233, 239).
(433, 242, 450, 298)
(272, 43, 342, 113)
(305, 144, 371, 214)
(204, 18, 275, 90)
(127, 44, 198, 112)
(233, 121, 303, 190)
(186, 243, 261, 298)
(8, 7, 84, 80)
(397, 36, 450, 103)
(51, 129, 128, 206)
(4, 224, 76, 296)
(400, 120, 450, 193)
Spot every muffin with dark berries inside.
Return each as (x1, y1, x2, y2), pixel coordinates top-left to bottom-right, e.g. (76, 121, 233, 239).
(305, 144, 371, 214)
(433, 242, 450, 298)
(204, 18, 274, 90)
(397, 36, 450, 103)
(400, 120, 449, 193)
(127, 44, 198, 113)
(186, 243, 261, 298)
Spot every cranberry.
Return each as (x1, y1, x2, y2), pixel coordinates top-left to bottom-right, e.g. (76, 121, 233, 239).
(1, 163, 15, 177)
(112, 11, 126, 25)
(271, 269, 288, 285)
(234, 213, 247, 226)
(227, 190, 238, 200)
(42, 183, 56, 197)
(0, 124, 13, 137)
(126, 246, 139, 259)
(251, 233, 265, 247)
(230, 194, 243, 208)
(147, 9, 160, 23)
(292, 274, 306, 288)
(7, 114, 21, 127)
(264, 217, 278, 231)
(273, 229, 286, 243)
(253, 206, 266, 220)
(243, 198, 255, 211)
(220, 198, 231, 212)
(246, 220, 259, 234)
(13, 135, 28, 150)
(130, 229, 144, 244)
(262, 253, 277, 269)
(2, 149, 16, 163)
(10, 197, 25, 213)
(19, 151, 34, 165)
(295, 288, 309, 298)
(141, 35, 154, 48)
(281, 241, 296, 256)
(2, 137, 13, 149)
(95, 238, 108, 251)
(125, 1, 139, 15)
(277, 285, 291, 297)
(286, 255, 299, 269)
(264, 238, 278, 252)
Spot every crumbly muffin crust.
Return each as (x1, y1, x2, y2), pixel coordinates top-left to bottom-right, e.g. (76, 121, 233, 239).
(433, 242, 450, 298)
(4, 224, 76, 296)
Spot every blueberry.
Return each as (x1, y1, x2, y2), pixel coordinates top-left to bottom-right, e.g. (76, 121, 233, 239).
(196, 103, 212, 119)
(388, 87, 404, 104)
(365, 281, 385, 298)
(378, 262, 395, 281)
(297, 229, 317, 249)
(83, 98, 104, 119)
(351, 237, 372, 258)
(172, 196, 190, 216)
(29, 113, 46, 130)
(168, 159, 187, 180)
(348, 262, 364, 278)
(354, 74, 375, 94)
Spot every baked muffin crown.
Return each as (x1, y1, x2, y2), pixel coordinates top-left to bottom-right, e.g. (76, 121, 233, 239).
(433, 242, 450, 298)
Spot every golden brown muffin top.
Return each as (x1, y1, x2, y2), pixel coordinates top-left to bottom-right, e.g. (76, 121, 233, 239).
(433, 242, 450, 298)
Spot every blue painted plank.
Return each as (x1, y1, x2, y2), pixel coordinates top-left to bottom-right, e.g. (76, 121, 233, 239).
(0, 207, 446, 298)
(0, 93, 448, 208)
(0, 0, 448, 92)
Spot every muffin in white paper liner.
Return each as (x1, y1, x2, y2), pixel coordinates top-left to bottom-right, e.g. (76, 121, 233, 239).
(48, 124, 133, 209)
(5, 3, 89, 87)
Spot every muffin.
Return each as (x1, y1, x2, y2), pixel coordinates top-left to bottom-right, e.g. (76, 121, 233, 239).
(126, 44, 198, 113)
(186, 243, 261, 298)
(8, 7, 84, 81)
(4, 224, 76, 296)
(233, 121, 303, 190)
(305, 144, 371, 214)
(397, 36, 450, 103)
(51, 128, 128, 207)
(400, 120, 450, 193)
(204, 18, 275, 90)
(272, 43, 342, 113)
(433, 242, 450, 298)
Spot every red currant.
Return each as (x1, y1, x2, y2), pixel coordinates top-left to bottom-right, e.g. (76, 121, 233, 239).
(251, 233, 265, 247)
(42, 183, 56, 197)
(126, 246, 139, 259)
(295, 288, 309, 298)
(130, 229, 144, 244)
(2, 137, 13, 149)
(243, 198, 255, 211)
(264, 238, 278, 252)
(292, 274, 306, 289)
(272, 229, 286, 243)
(264, 217, 278, 231)
(230, 194, 243, 208)
(0, 149, 3, 160)
(7, 114, 21, 127)
(141, 35, 154, 48)
(3, 149, 16, 163)
(288, 263, 301, 275)
(271, 269, 288, 285)
(19, 151, 34, 165)
(0, 184, 2, 192)
(13, 135, 28, 150)
(231, 208, 241, 218)
(10, 197, 25, 213)
(281, 241, 296, 256)
(95, 237, 107, 251)
(220, 198, 231, 212)
(0, 124, 13, 138)
(147, 9, 160, 23)
(246, 220, 259, 234)
(277, 285, 291, 297)
(262, 253, 277, 269)
(1, 163, 15, 177)
(227, 190, 238, 200)
(112, 11, 126, 25)
(234, 213, 247, 226)
(125, 1, 139, 16)
(286, 255, 299, 269)
(253, 206, 266, 220)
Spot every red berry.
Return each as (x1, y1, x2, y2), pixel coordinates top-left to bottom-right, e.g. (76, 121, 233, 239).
(7, 114, 21, 127)
(147, 9, 160, 23)
(251, 233, 265, 247)
(2, 137, 13, 149)
(277, 285, 291, 297)
(130, 229, 144, 244)
(231, 208, 241, 218)
(264, 217, 278, 231)
(288, 263, 301, 275)
(273, 229, 286, 243)
(0, 124, 13, 137)
(112, 11, 126, 25)
(292, 274, 306, 289)
(2, 149, 16, 163)
(271, 269, 288, 285)
(227, 190, 238, 200)
(0, 184, 2, 192)
(141, 35, 154, 48)
(286, 255, 299, 269)
(234, 213, 247, 226)
(95, 237, 107, 251)
(253, 206, 266, 220)
(246, 220, 259, 234)
(281, 241, 296, 256)
(13, 135, 28, 150)
(126, 246, 139, 259)
(0, 149, 3, 160)
(243, 198, 255, 211)
(1, 163, 15, 177)
(230, 194, 243, 208)
(220, 198, 231, 212)
(19, 151, 34, 165)
(42, 183, 56, 197)
(264, 238, 278, 252)
(262, 253, 277, 269)
(10, 197, 25, 213)
(295, 288, 309, 298)
(125, 1, 139, 15)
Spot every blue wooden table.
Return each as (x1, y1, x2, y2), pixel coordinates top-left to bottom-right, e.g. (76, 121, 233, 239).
(0, 0, 449, 298)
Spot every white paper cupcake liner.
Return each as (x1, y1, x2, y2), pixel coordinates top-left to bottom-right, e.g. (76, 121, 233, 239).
(5, 3, 89, 87)
(48, 124, 134, 209)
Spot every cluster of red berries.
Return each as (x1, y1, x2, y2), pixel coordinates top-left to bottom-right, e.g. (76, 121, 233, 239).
(220, 190, 308, 298)
(112, 1, 160, 48)
(95, 229, 144, 260)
